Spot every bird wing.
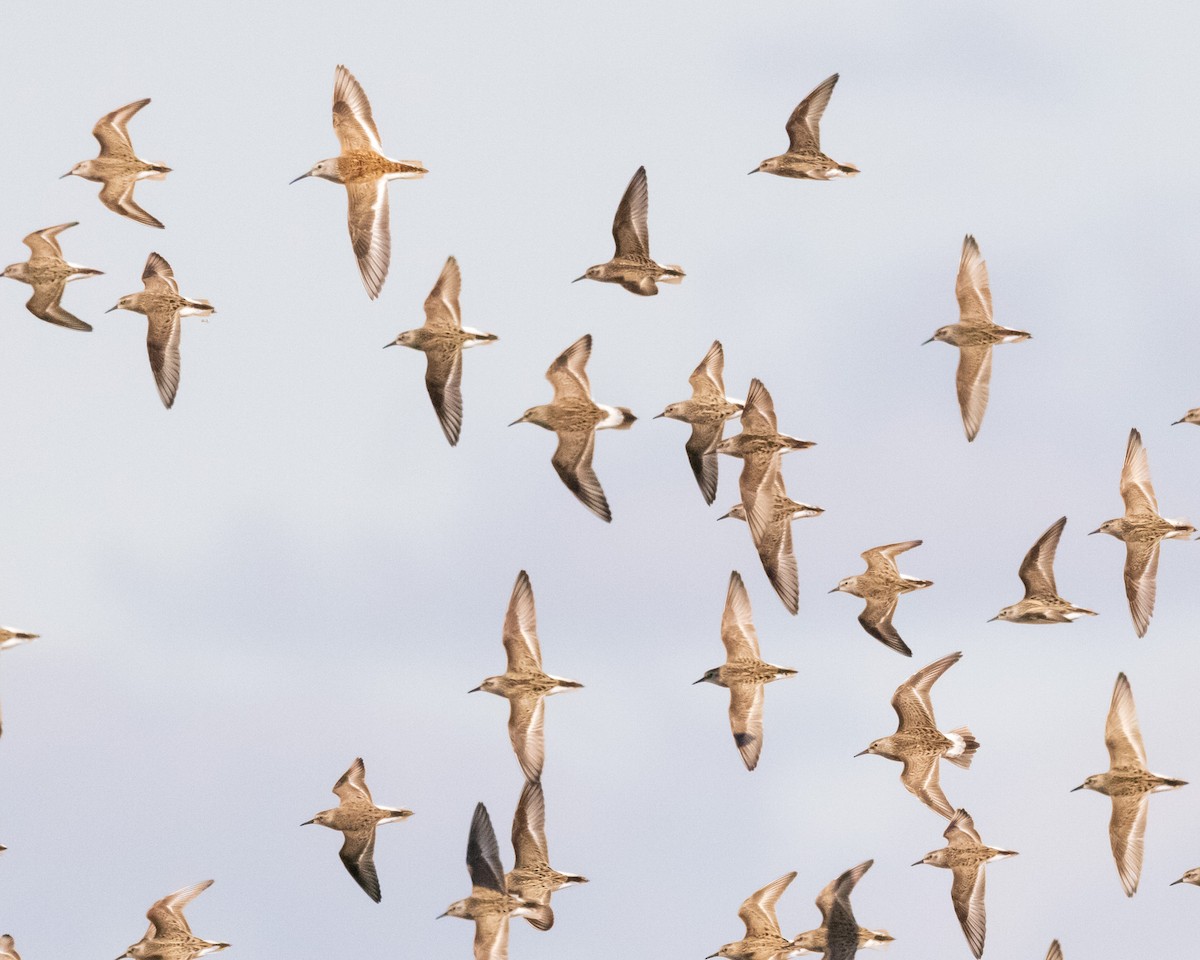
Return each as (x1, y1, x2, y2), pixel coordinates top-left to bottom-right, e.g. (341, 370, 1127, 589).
(510, 779, 550, 872)
(22, 222, 75, 259)
(861, 540, 922, 576)
(858, 595, 911, 657)
(424, 342, 464, 446)
(740, 378, 778, 434)
(689, 340, 726, 399)
(100, 177, 164, 228)
(1046, 942, 1063, 960)
(785, 74, 839, 154)
(92, 99, 149, 159)
(686, 422, 724, 505)
(955, 235, 993, 325)
(467, 802, 507, 894)
(141, 252, 179, 294)
(545, 334, 592, 402)
(1119, 428, 1158, 516)
(423, 255, 462, 332)
(1018, 517, 1066, 599)
(955, 345, 993, 442)
(473, 912, 510, 960)
(507, 694, 546, 784)
(944, 809, 982, 845)
(26, 282, 92, 332)
(738, 871, 797, 938)
(145, 879, 213, 938)
(892, 651, 961, 731)
(728, 682, 766, 771)
(1109, 792, 1149, 897)
(950, 864, 987, 959)
(900, 753, 954, 819)
(1123, 540, 1160, 639)
(758, 507, 799, 617)
(1104, 672, 1148, 768)
(145, 302, 183, 409)
(332, 65, 383, 153)
(332, 756, 372, 802)
(814, 859, 872, 927)
(720, 571, 761, 660)
(339, 828, 382, 902)
(346, 179, 390, 300)
(551, 429, 611, 522)
(501, 570, 543, 673)
(611, 166, 649, 258)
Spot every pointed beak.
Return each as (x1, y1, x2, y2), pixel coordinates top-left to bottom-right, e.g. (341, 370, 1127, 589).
(1088, 528, 1101, 535)
(987, 615, 1000, 622)
(468, 686, 481, 693)
(105, 305, 118, 313)
(717, 511, 732, 521)
(653, 413, 665, 419)
(1173, 419, 1184, 425)
(854, 749, 869, 757)
(707, 953, 720, 958)
(911, 859, 925, 867)
(692, 677, 706, 685)
(1070, 784, 1086, 792)
(921, 337, 935, 345)
(300, 819, 315, 825)
(60, 171, 74, 179)
(289, 172, 311, 184)
(747, 169, 759, 175)
(827, 587, 838, 594)
(571, 274, 586, 283)
(1172, 879, 1184, 885)
(508, 418, 523, 426)
(436, 911, 449, 919)
(383, 342, 396, 349)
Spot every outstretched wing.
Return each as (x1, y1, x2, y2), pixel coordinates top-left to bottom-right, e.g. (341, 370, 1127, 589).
(955, 235, 993, 325)
(785, 74, 839, 154)
(346, 179, 390, 299)
(1119, 428, 1158, 516)
(611, 166, 649, 258)
(545, 335, 592, 402)
(332, 65, 383, 152)
(93, 99, 150, 159)
(1018, 517, 1066, 600)
(551, 429, 610, 522)
(737, 871, 796, 938)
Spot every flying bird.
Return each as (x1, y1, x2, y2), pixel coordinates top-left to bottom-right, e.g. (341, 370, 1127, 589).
(510, 334, 635, 522)
(656, 341, 744, 504)
(1071, 673, 1187, 896)
(385, 256, 498, 445)
(750, 74, 859, 179)
(1172, 408, 1200, 426)
(292, 65, 427, 299)
(831, 540, 932, 656)
(856, 651, 978, 818)
(776, 860, 893, 960)
(470, 571, 582, 782)
(505, 779, 587, 924)
(706, 871, 797, 960)
(990, 517, 1096, 624)
(694, 571, 797, 771)
(573, 166, 684, 295)
(116, 880, 229, 960)
(914, 809, 1017, 959)
(2, 222, 102, 331)
(62, 99, 170, 228)
(924, 235, 1030, 441)
(1091, 428, 1194, 636)
(302, 757, 413, 902)
(439, 803, 551, 960)
(1172, 868, 1200, 887)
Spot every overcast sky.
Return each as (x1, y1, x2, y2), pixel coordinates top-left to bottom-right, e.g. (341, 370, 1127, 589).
(1, 1, 1199, 957)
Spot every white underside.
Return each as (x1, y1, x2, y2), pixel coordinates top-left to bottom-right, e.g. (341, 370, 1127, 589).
(597, 405, 627, 429)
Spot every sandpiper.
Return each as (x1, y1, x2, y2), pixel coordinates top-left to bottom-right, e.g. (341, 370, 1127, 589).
(439, 803, 551, 960)
(856, 651, 978, 819)
(991, 517, 1096, 624)
(1171, 868, 1200, 887)
(1090, 428, 1194, 636)
(291, 65, 427, 300)
(116, 880, 229, 960)
(470, 571, 582, 782)
(750, 74, 858, 180)
(914, 809, 1017, 959)
(1172, 408, 1200, 426)
(510, 334, 635, 522)
(831, 540, 931, 657)
(3, 223, 102, 331)
(302, 757, 413, 903)
(0, 936, 18, 960)
(719, 470, 823, 616)
(63, 99, 169, 228)
(694, 571, 797, 771)
(656, 341, 744, 504)
(506, 779, 587, 925)
(0, 627, 37, 651)
(924, 235, 1030, 442)
(384, 256, 498, 446)
(775, 860, 893, 960)
(573, 166, 684, 295)
(107, 252, 213, 409)
(1071, 672, 1187, 896)
(707, 871, 797, 960)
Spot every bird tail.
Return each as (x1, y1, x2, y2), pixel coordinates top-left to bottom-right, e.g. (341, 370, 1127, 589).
(837, 163, 860, 176)
(782, 435, 816, 451)
(944, 726, 979, 769)
(598, 405, 637, 430)
(659, 265, 686, 284)
(560, 873, 589, 885)
(148, 165, 171, 180)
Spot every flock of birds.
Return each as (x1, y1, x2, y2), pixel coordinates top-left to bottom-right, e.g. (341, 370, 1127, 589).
(2, 60, 1200, 960)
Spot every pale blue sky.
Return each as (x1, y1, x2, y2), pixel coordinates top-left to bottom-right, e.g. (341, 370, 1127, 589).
(1, 1, 1199, 957)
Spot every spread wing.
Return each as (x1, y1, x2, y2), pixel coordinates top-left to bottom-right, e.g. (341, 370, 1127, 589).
(1104, 672, 1147, 768)
(814, 859, 872, 927)
(92, 99, 149, 159)
(1109, 792, 1149, 897)
(100, 176, 164, 228)
(141, 252, 179, 294)
(501, 570, 542, 673)
(738, 871, 797, 938)
(332, 65, 382, 153)
(686, 422, 724, 505)
(551, 429, 610, 522)
(423, 256, 462, 332)
(720, 571, 761, 661)
(146, 303, 183, 409)
(892, 651, 961, 732)
(510, 779, 549, 872)
(955, 235, 993, 325)
(861, 540, 922, 576)
(145, 879, 212, 938)
(785, 74, 838, 154)
(944, 808, 982, 845)
(859, 596, 911, 656)
(689, 340, 726, 399)
(424, 343, 464, 445)
(1019, 517, 1066, 600)
(1123, 541, 1159, 639)
(758, 509, 799, 617)
(467, 802, 507, 894)
(346, 179, 390, 299)
(900, 753, 954, 818)
(333, 757, 372, 801)
(473, 912, 510, 960)
(1045, 942, 1063, 960)
(955, 345, 993, 442)
(950, 864, 987, 959)
(740, 378, 778, 435)
(26, 282, 92, 331)
(545, 334, 592, 402)
(507, 694, 546, 783)
(611, 166, 649, 258)
(339, 828, 382, 902)
(22, 221, 75, 259)
(1119, 428, 1158, 516)
(729, 682, 765, 770)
